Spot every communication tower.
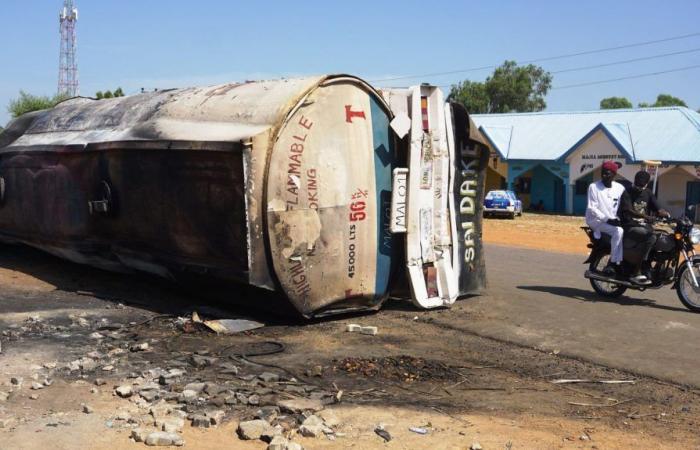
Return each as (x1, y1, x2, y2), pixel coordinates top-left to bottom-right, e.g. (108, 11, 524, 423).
(58, 0, 79, 96)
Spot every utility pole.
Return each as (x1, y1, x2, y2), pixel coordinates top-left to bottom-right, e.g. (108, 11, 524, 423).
(58, 0, 79, 97)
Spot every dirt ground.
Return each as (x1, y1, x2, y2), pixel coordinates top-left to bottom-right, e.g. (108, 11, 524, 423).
(1, 215, 700, 449)
(483, 212, 589, 255)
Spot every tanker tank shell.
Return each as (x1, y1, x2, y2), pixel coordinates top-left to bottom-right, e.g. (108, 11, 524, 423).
(267, 78, 396, 315)
(0, 75, 398, 318)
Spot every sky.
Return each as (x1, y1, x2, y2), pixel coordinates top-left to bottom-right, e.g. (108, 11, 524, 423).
(1, 0, 699, 126)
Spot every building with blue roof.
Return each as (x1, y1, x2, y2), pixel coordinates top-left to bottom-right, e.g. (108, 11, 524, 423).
(472, 107, 700, 217)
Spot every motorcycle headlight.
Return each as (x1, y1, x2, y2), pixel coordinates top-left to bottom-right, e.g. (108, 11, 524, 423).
(690, 227, 700, 245)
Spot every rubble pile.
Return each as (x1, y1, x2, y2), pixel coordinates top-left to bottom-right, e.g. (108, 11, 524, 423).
(2, 314, 346, 448)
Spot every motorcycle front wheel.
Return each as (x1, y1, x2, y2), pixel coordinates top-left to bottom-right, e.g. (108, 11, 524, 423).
(589, 253, 627, 298)
(676, 260, 700, 312)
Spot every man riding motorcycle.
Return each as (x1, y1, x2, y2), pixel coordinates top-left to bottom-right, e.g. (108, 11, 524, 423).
(585, 161, 625, 275)
(619, 170, 670, 284)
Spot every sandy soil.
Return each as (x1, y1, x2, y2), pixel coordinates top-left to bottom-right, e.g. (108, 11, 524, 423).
(483, 213, 589, 255)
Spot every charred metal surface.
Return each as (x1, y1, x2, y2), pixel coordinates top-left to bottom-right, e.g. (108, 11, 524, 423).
(0, 143, 248, 283)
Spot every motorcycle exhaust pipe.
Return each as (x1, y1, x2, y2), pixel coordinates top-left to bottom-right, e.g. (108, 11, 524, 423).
(584, 270, 636, 288)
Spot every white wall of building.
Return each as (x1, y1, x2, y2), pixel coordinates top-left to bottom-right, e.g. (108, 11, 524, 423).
(657, 167, 695, 218)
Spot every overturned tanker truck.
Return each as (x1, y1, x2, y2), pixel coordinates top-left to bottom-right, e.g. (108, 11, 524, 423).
(0, 75, 490, 317)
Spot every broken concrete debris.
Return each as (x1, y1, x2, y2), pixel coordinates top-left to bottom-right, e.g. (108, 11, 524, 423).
(237, 419, 271, 440)
(144, 431, 184, 447)
(346, 323, 378, 335)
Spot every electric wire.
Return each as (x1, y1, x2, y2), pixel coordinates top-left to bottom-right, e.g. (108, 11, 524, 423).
(370, 31, 700, 83)
(550, 47, 700, 74)
(551, 64, 700, 90)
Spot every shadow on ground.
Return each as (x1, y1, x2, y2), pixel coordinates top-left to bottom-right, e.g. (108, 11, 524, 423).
(517, 284, 689, 313)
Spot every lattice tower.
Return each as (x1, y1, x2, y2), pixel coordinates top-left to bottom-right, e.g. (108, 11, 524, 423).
(58, 0, 79, 96)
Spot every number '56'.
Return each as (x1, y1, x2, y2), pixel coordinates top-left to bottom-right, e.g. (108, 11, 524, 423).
(349, 201, 366, 221)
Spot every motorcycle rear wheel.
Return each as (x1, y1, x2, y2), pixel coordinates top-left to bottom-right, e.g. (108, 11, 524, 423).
(589, 253, 627, 298)
(676, 261, 700, 312)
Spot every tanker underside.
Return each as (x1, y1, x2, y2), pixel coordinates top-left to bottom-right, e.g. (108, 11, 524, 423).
(0, 140, 252, 288)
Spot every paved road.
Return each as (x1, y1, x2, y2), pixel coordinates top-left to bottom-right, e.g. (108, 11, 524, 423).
(458, 244, 700, 387)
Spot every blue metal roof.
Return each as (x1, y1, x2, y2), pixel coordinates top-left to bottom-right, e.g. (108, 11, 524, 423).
(472, 107, 700, 163)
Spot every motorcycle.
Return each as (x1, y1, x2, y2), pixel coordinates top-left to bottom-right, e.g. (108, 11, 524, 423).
(582, 206, 700, 312)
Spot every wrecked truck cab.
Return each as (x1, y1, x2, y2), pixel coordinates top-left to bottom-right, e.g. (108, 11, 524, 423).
(0, 76, 489, 318)
(381, 85, 490, 309)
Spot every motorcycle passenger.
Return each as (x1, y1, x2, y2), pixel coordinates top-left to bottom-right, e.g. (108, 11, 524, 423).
(585, 161, 625, 275)
(619, 170, 671, 284)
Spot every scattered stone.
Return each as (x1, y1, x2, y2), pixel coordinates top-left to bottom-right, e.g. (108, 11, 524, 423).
(305, 365, 323, 377)
(261, 424, 284, 443)
(43, 362, 57, 369)
(184, 382, 206, 393)
(10, 377, 23, 386)
(409, 426, 428, 435)
(86, 351, 103, 359)
(189, 355, 218, 368)
(101, 365, 114, 372)
(91, 388, 98, 394)
(179, 390, 198, 403)
(89, 332, 105, 340)
(203, 383, 226, 396)
(43, 378, 54, 387)
(160, 417, 185, 433)
(140, 390, 160, 402)
(0, 418, 14, 429)
(218, 363, 239, 375)
(346, 324, 362, 332)
(248, 394, 260, 406)
(94, 378, 107, 386)
(31, 382, 45, 390)
(318, 410, 340, 428)
(29, 394, 39, 400)
(191, 414, 211, 428)
(277, 398, 324, 414)
(360, 326, 378, 336)
(82, 404, 94, 414)
(206, 409, 225, 426)
(130, 342, 150, 352)
(237, 419, 271, 440)
(470, 443, 483, 450)
(0, 392, 9, 402)
(115, 385, 133, 398)
(255, 406, 280, 422)
(259, 372, 280, 383)
(131, 428, 150, 443)
(374, 426, 391, 442)
(235, 393, 249, 405)
(145, 431, 184, 447)
(299, 415, 327, 437)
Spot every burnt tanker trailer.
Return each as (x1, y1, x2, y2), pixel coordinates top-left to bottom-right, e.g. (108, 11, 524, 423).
(0, 75, 490, 317)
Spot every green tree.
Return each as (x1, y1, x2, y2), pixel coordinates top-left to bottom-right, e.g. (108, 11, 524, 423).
(638, 94, 688, 108)
(448, 61, 552, 113)
(7, 91, 69, 119)
(600, 96, 632, 109)
(448, 80, 489, 114)
(95, 88, 125, 99)
(652, 94, 687, 107)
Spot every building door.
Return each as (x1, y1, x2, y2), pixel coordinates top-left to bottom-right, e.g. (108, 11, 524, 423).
(553, 179, 565, 212)
(685, 181, 700, 221)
